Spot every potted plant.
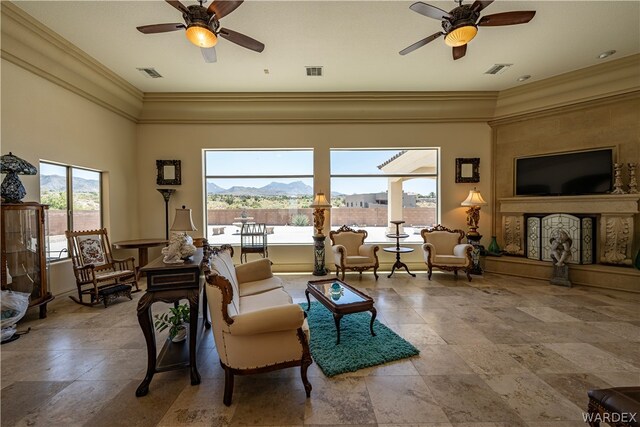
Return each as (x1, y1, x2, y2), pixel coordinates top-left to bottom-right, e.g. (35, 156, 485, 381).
(154, 303, 190, 342)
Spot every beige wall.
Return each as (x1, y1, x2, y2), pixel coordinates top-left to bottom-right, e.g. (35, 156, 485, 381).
(136, 122, 492, 271)
(490, 94, 640, 243)
(1, 60, 139, 295)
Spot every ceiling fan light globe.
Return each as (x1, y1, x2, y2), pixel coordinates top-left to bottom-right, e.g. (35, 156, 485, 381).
(186, 24, 218, 48)
(444, 25, 477, 47)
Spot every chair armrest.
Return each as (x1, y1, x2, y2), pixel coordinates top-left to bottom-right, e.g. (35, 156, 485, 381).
(112, 257, 136, 270)
(228, 304, 304, 335)
(422, 243, 435, 262)
(236, 258, 273, 284)
(332, 244, 346, 265)
(453, 244, 473, 258)
(358, 244, 379, 259)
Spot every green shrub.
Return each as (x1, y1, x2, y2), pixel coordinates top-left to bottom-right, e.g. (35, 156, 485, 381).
(291, 214, 310, 226)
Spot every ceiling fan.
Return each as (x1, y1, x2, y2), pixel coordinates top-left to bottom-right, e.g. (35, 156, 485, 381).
(400, 0, 535, 60)
(136, 0, 264, 63)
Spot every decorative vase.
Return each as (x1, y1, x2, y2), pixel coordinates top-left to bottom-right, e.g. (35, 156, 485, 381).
(635, 249, 640, 271)
(171, 325, 187, 343)
(487, 236, 501, 256)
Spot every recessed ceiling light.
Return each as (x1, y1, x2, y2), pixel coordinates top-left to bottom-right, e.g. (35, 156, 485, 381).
(597, 50, 616, 59)
(517, 75, 531, 82)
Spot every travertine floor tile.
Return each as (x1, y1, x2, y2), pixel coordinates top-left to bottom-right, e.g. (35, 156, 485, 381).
(303, 376, 376, 425)
(365, 376, 449, 423)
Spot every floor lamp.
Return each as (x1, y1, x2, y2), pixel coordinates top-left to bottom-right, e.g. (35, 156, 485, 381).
(311, 192, 331, 276)
(157, 189, 175, 240)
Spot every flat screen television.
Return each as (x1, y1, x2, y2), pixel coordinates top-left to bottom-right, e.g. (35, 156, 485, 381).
(515, 149, 613, 196)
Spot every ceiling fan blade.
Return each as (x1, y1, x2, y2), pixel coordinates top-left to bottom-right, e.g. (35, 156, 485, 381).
(219, 28, 264, 52)
(409, 2, 452, 20)
(207, 0, 244, 19)
(452, 44, 467, 60)
(470, 0, 494, 13)
(165, 0, 189, 14)
(399, 32, 443, 55)
(201, 47, 217, 63)
(478, 11, 536, 26)
(137, 23, 185, 34)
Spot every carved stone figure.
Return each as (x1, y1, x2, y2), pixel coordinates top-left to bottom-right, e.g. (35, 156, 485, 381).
(628, 163, 638, 194)
(550, 230, 572, 267)
(612, 163, 626, 194)
(162, 232, 197, 264)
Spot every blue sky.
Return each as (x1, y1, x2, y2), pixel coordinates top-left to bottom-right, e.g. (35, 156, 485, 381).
(205, 149, 437, 194)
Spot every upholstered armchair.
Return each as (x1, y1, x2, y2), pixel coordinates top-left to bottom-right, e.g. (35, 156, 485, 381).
(330, 225, 380, 280)
(204, 245, 312, 406)
(420, 225, 473, 281)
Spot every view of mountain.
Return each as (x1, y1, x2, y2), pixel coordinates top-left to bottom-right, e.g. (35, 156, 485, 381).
(40, 175, 99, 192)
(207, 180, 314, 196)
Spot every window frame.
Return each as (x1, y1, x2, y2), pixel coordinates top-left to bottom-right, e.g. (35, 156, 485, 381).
(203, 149, 314, 245)
(330, 148, 440, 243)
(39, 161, 103, 262)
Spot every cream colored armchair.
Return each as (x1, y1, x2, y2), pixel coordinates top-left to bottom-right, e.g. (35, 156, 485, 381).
(204, 245, 312, 406)
(421, 225, 473, 281)
(330, 225, 380, 280)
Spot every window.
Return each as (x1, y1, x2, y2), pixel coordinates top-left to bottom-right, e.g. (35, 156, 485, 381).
(40, 162, 102, 261)
(204, 150, 314, 244)
(330, 149, 439, 243)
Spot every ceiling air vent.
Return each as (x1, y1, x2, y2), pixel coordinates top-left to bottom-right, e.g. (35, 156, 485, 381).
(305, 66, 323, 77)
(484, 64, 513, 75)
(137, 67, 163, 79)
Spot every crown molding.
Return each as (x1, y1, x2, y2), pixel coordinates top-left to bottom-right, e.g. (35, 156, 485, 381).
(1, 2, 143, 122)
(493, 54, 640, 122)
(138, 91, 499, 124)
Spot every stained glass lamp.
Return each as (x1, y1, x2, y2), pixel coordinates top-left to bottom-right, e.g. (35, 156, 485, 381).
(1, 152, 37, 202)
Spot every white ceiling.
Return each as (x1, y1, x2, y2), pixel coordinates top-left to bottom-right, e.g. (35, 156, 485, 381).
(13, 0, 640, 93)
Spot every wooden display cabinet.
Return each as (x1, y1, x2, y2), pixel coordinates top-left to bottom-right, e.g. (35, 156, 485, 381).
(1, 202, 54, 318)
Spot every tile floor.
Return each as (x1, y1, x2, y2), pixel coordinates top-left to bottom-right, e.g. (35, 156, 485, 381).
(2, 270, 640, 426)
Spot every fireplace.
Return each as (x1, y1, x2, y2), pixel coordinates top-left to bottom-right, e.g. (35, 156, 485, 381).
(498, 195, 639, 266)
(524, 214, 596, 264)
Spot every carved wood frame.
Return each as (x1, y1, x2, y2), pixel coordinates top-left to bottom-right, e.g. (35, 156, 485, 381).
(455, 158, 480, 183)
(156, 160, 181, 185)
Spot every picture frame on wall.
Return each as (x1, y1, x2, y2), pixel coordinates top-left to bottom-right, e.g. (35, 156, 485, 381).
(156, 160, 181, 185)
(455, 158, 480, 183)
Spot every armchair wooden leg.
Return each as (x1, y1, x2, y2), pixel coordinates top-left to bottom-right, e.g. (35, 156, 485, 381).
(427, 266, 433, 280)
(341, 269, 345, 280)
(223, 365, 234, 406)
(466, 268, 472, 282)
(301, 358, 312, 398)
(373, 267, 379, 280)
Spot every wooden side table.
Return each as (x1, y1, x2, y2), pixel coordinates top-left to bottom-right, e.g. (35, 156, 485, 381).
(135, 249, 210, 397)
(384, 220, 416, 278)
(113, 238, 167, 277)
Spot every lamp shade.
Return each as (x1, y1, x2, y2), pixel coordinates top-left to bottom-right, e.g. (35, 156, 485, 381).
(445, 25, 478, 47)
(171, 206, 197, 232)
(311, 192, 331, 208)
(186, 24, 218, 48)
(1, 152, 37, 175)
(461, 188, 487, 206)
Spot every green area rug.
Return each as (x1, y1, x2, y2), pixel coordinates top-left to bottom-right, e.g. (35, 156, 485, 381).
(303, 302, 419, 377)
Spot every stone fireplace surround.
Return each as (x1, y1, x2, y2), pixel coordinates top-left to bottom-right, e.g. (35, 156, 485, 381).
(485, 194, 640, 292)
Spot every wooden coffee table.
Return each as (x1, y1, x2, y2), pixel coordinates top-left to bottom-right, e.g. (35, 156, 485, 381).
(306, 278, 376, 345)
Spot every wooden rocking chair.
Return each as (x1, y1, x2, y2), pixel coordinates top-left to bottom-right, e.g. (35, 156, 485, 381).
(66, 228, 139, 307)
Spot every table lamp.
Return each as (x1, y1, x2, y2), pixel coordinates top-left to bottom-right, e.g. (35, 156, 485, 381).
(162, 205, 198, 263)
(460, 187, 487, 237)
(1, 152, 37, 203)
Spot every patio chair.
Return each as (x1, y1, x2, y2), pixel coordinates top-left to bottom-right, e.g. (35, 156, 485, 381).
(240, 223, 268, 263)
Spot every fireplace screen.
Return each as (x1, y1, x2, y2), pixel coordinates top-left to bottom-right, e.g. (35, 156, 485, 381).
(526, 213, 595, 264)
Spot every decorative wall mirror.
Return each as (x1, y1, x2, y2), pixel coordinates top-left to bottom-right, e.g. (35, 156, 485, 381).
(455, 158, 480, 183)
(156, 160, 181, 185)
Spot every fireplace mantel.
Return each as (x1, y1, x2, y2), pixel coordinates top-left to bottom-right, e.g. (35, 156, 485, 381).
(499, 194, 640, 215)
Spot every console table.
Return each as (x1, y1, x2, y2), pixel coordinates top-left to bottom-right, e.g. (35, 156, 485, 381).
(383, 220, 416, 278)
(135, 248, 210, 397)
